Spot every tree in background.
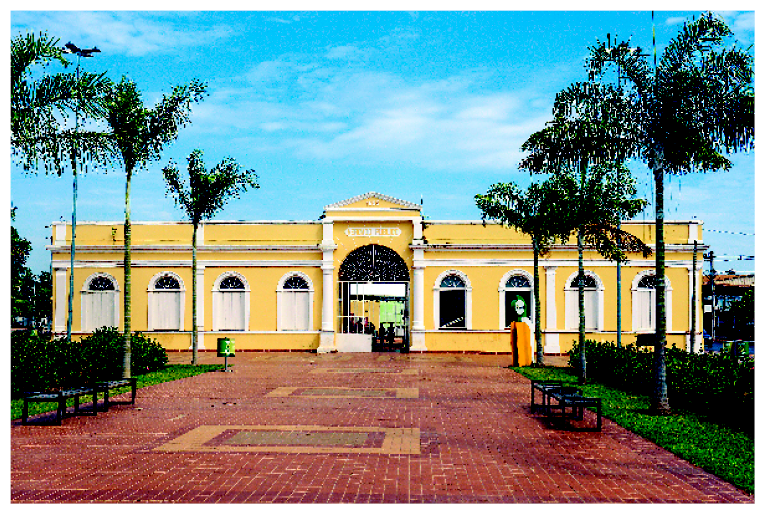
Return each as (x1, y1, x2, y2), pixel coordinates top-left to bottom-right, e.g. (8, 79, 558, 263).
(104, 77, 207, 378)
(580, 12, 754, 411)
(11, 209, 53, 330)
(163, 149, 259, 365)
(475, 176, 572, 365)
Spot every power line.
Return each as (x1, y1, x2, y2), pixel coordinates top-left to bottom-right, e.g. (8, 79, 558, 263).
(705, 228, 754, 236)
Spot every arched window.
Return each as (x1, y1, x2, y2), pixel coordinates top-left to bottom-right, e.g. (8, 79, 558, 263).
(564, 271, 603, 331)
(81, 273, 119, 332)
(277, 272, 314, 331)
(433, 271, 471, 330)
(499, 271, 533, 329)
(212, 272, 250, 331)
(632, 272, 673, 332)
(148, 272, 185, 331)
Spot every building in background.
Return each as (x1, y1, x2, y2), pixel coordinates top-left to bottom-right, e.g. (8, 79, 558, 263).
(49, 192, 705, 354)
(702, 273, 755, 343)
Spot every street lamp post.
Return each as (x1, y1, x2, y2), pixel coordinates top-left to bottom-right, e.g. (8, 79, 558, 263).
(61, 42, 100, 343)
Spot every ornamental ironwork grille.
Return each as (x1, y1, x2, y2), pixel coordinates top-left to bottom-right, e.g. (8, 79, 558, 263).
(338, 244, 410, 282)
(220, 276, 245, 290)
(155, 276, 181, 289)
(283, 276, 309, 290)
(89, 276, 115, 291)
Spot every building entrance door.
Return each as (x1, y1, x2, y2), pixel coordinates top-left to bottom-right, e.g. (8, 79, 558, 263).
(336, 245, 410, 352)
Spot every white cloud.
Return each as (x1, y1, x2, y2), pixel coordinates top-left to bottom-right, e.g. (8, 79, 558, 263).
(11, 12, 233, 57)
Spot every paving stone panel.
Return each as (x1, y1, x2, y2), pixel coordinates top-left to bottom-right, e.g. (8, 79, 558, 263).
(11, 351, 753, 503)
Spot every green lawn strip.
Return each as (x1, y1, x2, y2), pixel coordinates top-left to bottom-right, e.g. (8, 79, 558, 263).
(511, 365, 754, 495)
(11, 364, 222, 421)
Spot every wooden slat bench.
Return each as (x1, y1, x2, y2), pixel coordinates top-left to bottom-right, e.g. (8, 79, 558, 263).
(22, 386, 98, 425)
(94, 378, 137, 411)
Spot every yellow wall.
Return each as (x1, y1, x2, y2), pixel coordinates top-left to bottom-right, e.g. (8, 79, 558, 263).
(50, 197, 702, 355)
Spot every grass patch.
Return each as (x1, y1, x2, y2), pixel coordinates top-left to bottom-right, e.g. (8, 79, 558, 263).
(511, 365, 754, 495)
(12, 364, 222, 422)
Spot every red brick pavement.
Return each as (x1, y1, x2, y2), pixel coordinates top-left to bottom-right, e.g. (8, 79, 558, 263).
(11, 352, 753, 503)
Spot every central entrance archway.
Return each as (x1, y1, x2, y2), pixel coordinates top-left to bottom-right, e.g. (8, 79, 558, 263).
(337, 244, 410, 352)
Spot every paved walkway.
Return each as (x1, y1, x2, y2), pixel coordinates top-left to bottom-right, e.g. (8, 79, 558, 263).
(11, 352, 752, 503)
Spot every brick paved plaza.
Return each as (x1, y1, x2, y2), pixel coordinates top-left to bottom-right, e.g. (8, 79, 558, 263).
(11, 352, 753, 503)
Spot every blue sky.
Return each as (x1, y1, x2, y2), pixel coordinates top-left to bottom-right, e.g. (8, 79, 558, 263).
(8, 8, 756, 274)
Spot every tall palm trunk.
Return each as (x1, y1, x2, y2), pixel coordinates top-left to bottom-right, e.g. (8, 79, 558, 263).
(122, 166, 132, 378)
(66, 148, 78, 342)
(577, 229, 586, 384)
(533, 238, 543, 365)
(577, 160, 587, 383)
(652, 162, 670, 413)
(191, 220, 199, 365)
(616, 167, 622, 348)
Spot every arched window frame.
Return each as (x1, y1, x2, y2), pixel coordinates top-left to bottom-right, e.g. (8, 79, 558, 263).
(276, 271, 315, 332)
(80, 272, 120, 332)
(563, 270, 604, 331)
(147, 271, 185, 331)
(433, 270, 472, 330)
(631, 270, 673, 332)
(498, 270, 534, 330)
(212, 271, 251, 332)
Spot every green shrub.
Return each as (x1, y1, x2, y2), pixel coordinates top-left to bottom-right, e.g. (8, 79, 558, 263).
(569, 339, 754, 434)
(11, 328, 168, 398)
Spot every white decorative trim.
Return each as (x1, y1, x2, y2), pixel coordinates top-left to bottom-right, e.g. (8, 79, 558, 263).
(147, 271, 186, 332)
(80, 272, 120, 333)
(324, 191, 421, 210)
(195, 266, 205, 335)
(432, 270, 472, 330)
(81, 271, 121, 292)
(563, 270, 605, 331)
(545, 266, 557, 332)
(318, 236, 336, 353)
(498, 269, 534, 330)
(50, 259, 323, 269)
(54, 222, 67, 246)
(320, 216, 422, 223)
(276, 271, 315, 332)
(147, 270, 186, 291)
(54, 269, 67, 332)
(631, 271, 673, 332)
(410, 258, 697, 268)
(49, 245, 322, 253)
(212, 271, 251, 332)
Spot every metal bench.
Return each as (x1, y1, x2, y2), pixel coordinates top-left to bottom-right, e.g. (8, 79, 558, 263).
(22, 386, 98, 425)
(530, 380, 602, 431)
(94, 378, 137, 411)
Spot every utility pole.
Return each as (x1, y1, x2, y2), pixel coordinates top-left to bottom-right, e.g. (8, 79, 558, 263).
(705, 250, 717, 347)
(61, 42, 100, 343)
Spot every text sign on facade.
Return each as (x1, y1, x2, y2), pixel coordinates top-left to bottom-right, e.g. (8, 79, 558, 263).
(345, 227, 402, 238)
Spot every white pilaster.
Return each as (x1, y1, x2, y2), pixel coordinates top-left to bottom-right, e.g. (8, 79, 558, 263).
(195, 265, 205, 350)
(410, 247, 427, 352)
(317, 219, 337, 353)
(54, 268, 67, 333)
(544, 266, 560, 353)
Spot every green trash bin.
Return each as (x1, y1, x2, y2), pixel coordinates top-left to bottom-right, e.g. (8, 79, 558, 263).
(217, 337, 235, 371)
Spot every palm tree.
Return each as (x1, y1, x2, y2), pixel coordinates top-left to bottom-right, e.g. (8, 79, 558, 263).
(163, 150, 259, 365)
(520, 113, 651, 382)
(104, 78, 206, 377)
(11, 31, 111, 172)
(475, 176, 572, 365)
(12, 32, 112, 342)
(581, 12, 754, 411)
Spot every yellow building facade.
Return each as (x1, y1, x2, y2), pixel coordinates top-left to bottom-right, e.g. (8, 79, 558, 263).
(49, 192, 705, 355)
